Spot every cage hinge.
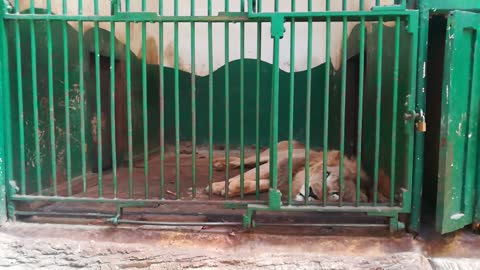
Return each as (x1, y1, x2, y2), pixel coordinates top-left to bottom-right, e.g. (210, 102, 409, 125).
(404, 110, 426, 132)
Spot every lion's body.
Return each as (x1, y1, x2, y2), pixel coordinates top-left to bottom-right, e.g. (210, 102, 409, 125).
(206, 140, 390, 203)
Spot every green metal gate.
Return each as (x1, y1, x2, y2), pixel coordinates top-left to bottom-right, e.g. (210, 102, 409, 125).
(0, 0, 420, 231)
(435, 10, 480, 234)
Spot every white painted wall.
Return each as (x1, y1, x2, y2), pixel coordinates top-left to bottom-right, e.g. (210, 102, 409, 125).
(17, 0, 395, 76)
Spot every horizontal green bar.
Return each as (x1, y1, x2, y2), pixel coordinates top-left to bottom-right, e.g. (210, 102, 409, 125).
(248, 10, 415, 19)
(4, 11, 413, 22)
(11, 195, 264, 205)
(116, 220, 241, 226)
(246, 204, 404, 213)
(15, 211, 113, 218)
(255, 223, 388, 227)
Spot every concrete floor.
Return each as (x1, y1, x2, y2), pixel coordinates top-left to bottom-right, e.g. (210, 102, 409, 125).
(0, 221, 479, 270)
(5, 147, 480, 269)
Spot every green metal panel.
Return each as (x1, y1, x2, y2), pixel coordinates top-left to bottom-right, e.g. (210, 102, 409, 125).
(436, 11, 480, 234)
(420, 0, 480, 12)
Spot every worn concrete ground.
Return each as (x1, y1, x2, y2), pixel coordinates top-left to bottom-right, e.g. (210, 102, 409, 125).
(0, 222, 479, 270)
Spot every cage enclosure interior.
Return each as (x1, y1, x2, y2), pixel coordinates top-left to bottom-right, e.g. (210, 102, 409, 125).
(2, 0, 419, 231)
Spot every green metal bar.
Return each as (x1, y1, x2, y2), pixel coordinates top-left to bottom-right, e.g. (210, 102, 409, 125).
(245, 203, 405, 213)
(323, 0, 331, 206)
(400, 13, 417, 215)
(61, 0, 72, 196)
(355, 0, 365, 201)
(3, 12, 415, 22)
(191, 0, 197, 198)
(110, 9, 118, 199)
(29, 1, 42, 195)
(47, 0, 57, 196)
(390, 17, 400, 207)
(11, 195, 263, 205)
(78, 0, 87, 193)
(356, 15, 366, 206)
(126, 0, 134, 198)
(269, 17, 283, 197)
(207, 0, 213, 199)
(339, 3, 348, 206)
(159, 0, 164, 200)
(255, 0, 262, 200)
(373, 17, 384, 206)
(0, 0, 14, 221)
(224, 0, 230, 199)
(94, 0, 103, 198)
(0, 33, 6, 221)
(174, 0, 181, 199)
(142, 0, 149, 199)
(239, 0, 245, 199)
(14, 0, 26, 195)
(304, 1, 313, 204)
(116, 220, 241, 226)
(287, 0, 296, 205)
(409, 10, 424, 232)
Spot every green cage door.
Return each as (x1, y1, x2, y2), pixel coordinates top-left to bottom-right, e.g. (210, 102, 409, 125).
(436, 11, 480, 234)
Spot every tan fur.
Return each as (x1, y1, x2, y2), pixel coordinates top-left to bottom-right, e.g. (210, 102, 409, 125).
(206, 140, 391, 203)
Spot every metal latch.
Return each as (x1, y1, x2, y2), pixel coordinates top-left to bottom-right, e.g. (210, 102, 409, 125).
(404, 110, 426, 132)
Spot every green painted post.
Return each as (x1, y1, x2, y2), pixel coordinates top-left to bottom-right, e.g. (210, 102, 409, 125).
(0, 0, 14, 222)
(409, 9, 428, 233)
(0, 56, 6, 224)
(268, 15, 285, 210)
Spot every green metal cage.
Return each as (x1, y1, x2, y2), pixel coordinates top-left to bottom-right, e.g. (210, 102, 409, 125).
(0, 0, 421, 231)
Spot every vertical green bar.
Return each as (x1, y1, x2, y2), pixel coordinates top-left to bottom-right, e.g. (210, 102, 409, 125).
(78, 0, 87, 193)
(93, 0, 103, 197)
(373, 17, 384, 206)
(62, 0, 72, 196)
(409, 11, 425, 232)
(255, 0, 262, 200)
(322, 0, 331, 206)
(30, 0, 42, 195)
(14, 0, 26, 195)
(207, 0, 214, 199)
(0, 0, 14, 220)
(338, 0, 348, 206)
(174, 0, 181, 199)
(190, 0, 197, 198)
(304, 0, 313, 204)
(224, 0, 230, 199)
(356, 1, 365, 206)
(287, 0, 295, 205)
(158, 0, 165, 199)
(125, 0, 133, 198)
(390, 17, 400, 206)
(239, 0, 245, 199)
(46, 0, 57, 196)
(269, 25, 281, 192)
(142, 0, 149, 199)
(110, 5, 118, 199)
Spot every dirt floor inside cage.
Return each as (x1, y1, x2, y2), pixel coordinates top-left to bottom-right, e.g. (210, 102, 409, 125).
(13, 144, 396, 230)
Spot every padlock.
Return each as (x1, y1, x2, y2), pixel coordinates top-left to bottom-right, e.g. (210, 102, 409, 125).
(416, 114, 426, 132)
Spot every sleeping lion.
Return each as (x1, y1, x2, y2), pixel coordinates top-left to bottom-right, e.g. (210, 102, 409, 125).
(205, 140, 391, 203)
